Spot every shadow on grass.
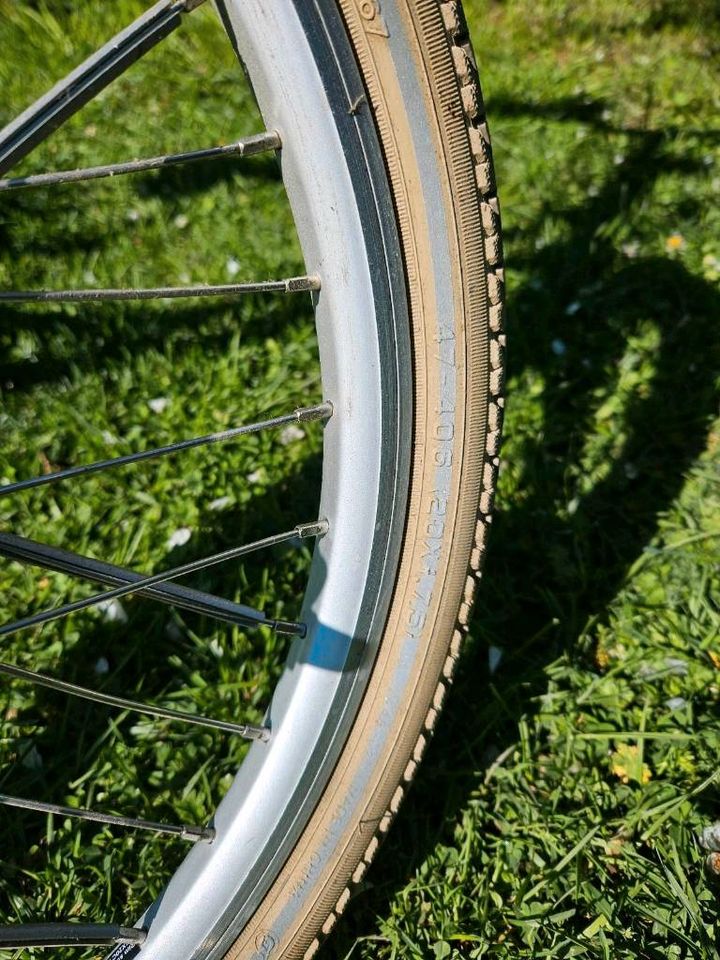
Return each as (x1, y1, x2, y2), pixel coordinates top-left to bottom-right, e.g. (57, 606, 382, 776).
(0, 291, 313, 393)
(139, 152, 282, 198)
(0, 86, 718, 944)
(0, 154, 295, 394)
(0, 143, 317, 913)
(327, 96, 720, 953)
(490, 94, 720, 143)
(0, 450, 322, 909)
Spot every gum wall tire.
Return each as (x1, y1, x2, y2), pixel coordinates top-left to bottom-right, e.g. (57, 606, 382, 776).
(225, 2, 505, 956)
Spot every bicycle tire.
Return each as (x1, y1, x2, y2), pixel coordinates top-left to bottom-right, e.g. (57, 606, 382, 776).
(0, 0, 503, 955)
(211, 1, 505, 956)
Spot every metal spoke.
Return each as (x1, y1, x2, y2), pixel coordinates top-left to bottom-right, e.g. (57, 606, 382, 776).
(0, 659, 267, 739)
(0, 532, 303, 636)
(0, 793, 213, 842)
(0, 131, 281, 191)
(0, 402, 331, 496)
(0, 922, 146, 948)
(0, 520, 327, 640)
(0, 275, 320, 304)
(0, 0, 208, 176)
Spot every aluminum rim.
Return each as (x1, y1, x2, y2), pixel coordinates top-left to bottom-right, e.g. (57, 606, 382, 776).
(116, 1, 412, 955)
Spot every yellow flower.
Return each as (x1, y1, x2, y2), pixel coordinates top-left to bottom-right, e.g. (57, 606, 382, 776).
(665, 233, 685, 252)
(610, 744, 652, 785)
(595, 643, 610, 670)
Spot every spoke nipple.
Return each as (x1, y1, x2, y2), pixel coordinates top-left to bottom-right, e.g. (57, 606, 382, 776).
(244, 724, 272, 742)
(295, 519, 329, 539)
(286, 275, 321, 293)
(182, 825, 215, 843)
(235, 131, 282, 156)
(272, 619, 306, 637)
(296, 401, 333, 423)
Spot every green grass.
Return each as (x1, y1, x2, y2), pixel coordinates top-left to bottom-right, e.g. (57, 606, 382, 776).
(1, 0, 719, 958)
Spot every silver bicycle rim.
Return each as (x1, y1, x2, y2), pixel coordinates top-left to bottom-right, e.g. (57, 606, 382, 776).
(109, 1, 412, 956)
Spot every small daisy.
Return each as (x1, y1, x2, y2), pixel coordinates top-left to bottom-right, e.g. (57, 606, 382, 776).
(166, 527, 192, 549)
(148, 397, 170, 414)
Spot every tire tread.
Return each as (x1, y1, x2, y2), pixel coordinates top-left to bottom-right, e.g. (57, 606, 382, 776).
(301, 4, 506, 948)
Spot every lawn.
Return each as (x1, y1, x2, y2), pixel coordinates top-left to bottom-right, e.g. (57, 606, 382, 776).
(1, 1, 719, 958)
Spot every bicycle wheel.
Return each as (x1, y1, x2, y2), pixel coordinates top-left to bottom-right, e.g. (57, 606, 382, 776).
(0, 0, 504, 956)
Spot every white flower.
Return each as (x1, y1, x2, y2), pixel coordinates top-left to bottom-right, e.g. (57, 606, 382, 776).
(247, 469, 264, 484)
(225, 257, 241, 278)
(488, 646, 503, 675)
(174, 213, 189, 229)
(98, 598, 128, 624)
(21, 744, 43, 771)
(165, 621, 183, 642)
(279, 425, 305, 445)
(148, 397, 169, 414)
(564, 301, 581, 316)
(702, 253, 720, 280)
(208, 495, 232, 512)
(94, 656, 110, 675)
(551, 338, 567, 356)
(622, 241, 640, 259)
(166, 527, 192, 549)
(666, 696, 687, 711)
